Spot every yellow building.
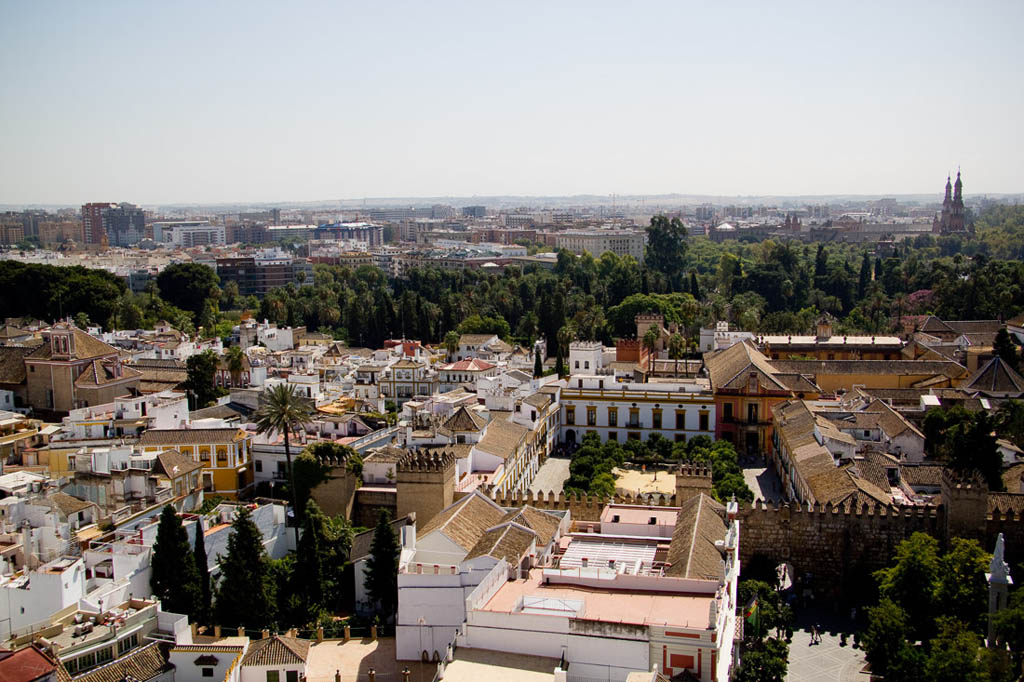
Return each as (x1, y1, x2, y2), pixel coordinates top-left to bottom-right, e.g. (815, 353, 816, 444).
(137, 428, 254, 498)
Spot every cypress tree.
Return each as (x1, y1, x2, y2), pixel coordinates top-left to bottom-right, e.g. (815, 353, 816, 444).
(295, 500, 328, 618)
(193, 517, 212, 625)
(214, 507, 273, 629)
(690, 271, 701, 300)
(363, 510, 400, 624)
(533, 347, 543, 378)
(150, 505, 201, 619)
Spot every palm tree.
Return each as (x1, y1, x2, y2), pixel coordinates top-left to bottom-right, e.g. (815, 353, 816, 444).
(254, 384, 313, 544)
(444, 330, 460, 361)
(225, 345, 245, 387)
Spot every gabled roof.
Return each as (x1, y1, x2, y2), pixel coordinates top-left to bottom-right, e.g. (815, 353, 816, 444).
(458, 334, 498, 345)
(241, 635, 310, 667)
(70, 642, 168, 682)
(704, 340, 790, 392)
(73, 360, 142, 388)
(441, 359, 496, 372)
(418, 491, 506, 552)
(475, 416, 528, 460)
(0, 346, 31, 385)
(27, 328, 118, 362)
(154, 449, 204, 479)
(464, 523, 537, 563)
(45, 492, 94, 516)
(962, 356, 1024, 396)
(499, 506, 561, 547)
(442, 406, 487, 433)
(664, 493, 727, 580)
(139, 428, 246, 446)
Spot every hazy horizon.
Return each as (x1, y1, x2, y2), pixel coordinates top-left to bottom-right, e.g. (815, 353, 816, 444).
(2, 1, 1022, 205)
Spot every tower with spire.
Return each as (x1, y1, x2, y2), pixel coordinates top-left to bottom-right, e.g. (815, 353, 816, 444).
(933, 170, 971, 234)
(987, 532, 1013, 646)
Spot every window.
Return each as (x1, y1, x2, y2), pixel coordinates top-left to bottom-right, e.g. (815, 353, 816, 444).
(255, 460, 263, 472)
(723, 402, 733, 421)
(699, 412, 709, 431)
(96, 647, 113, 664)
(608, 431, 617, 441)
(675, 410, 685, 429)
(628, 408, 639, 428)
(675, 433, 686, 443)
(565, 407, 575, 425)
(587, 407, 596, 426)
(286, 672, 299, 682)
(118, 633, 138, 654)
(575, 361, 580, 369)
(628, 431, 640, 441)
(584, 361, 590, 369)
(202, 669, 214, 678)
(607, 408, 617, 426)
(267, 673, 280, 682)
(652, 410, 662, 429)
(748, 404, 758, 424)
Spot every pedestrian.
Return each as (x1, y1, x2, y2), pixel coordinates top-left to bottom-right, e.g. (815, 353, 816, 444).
(815, 624, 823, 643)
(810, 624, 818, 645)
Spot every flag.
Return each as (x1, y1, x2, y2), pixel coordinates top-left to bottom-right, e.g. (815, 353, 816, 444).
(744, 596, 760, 631)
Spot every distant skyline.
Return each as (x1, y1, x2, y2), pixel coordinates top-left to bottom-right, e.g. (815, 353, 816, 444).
(1, 1, 1022, 205)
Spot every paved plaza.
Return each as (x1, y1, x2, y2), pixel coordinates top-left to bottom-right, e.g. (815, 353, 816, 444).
(530, 455, 571, 494)
(786, 609, 867, 682)
(742, 458, 785, 503)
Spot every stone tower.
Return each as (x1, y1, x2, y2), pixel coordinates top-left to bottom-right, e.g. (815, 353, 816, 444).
(397, 449, 456, 528)
(940, 468, 988, 543)
(933, 171, 968, 234)
(676, 464, 713, 504)
(987, 533, 1012, 646)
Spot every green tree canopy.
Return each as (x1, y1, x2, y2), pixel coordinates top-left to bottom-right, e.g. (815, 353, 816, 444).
(364, 509, 400, 623)
(214, 507, 274, 629)
(183, 349, 224, 410)
(157, 262, 220, 317)
(150, 505, 201, 620)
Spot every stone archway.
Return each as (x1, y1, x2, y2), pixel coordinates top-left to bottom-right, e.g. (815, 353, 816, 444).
(565, 429, 576, 446)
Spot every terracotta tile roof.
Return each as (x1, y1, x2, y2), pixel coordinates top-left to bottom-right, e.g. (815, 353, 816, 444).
(665, 493, 727, 580)
(523, 393, 552, 410)
(704, 340, 791, 392)
(901, 464, 944, 488)
(45, 492, 94, 516)
(947, 320, 1003, 335)
(139, 428, 246, 446)
(499, 506, 561, 546)
(1002, 463, 1024, 494)
(475, 416, 528, 461)
(418, 491, 506, 552)
(72, 642, 169, 682)
(963, 357, 1024, 396)
(441, 359, 496, 372)
(772, 358, 967, 379)
(774, 373, 821, 393)
(852, 458, 892, 493)
(241, 635, 310, 666)
(73, 360, 143, 388)
(458, 334, 498, 345)
(0, 645, 58, 682)
(442, 406, 487, 433)
(464, 523, 536, 563)
(391, 359, 424, 370)
(0, 346, 30, 385)
(989, 492, 1024, 515)
(27, 328, 118, 362)
(154, 449, 204, 478)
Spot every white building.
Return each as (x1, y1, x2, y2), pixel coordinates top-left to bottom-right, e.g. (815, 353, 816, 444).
(555, 229, 646, 263)
(151, 221, 225, 247)
(454, 496, 741, 682)
(559, 376, 716, 446)
(699, 321, 756, 353)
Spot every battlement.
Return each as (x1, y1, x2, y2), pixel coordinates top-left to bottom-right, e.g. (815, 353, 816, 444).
(941, 467, 988, 496)
(397, 448, 456, 473)
(635, 313, 665, 325)
(677, 464, 712, 480)
(483, 487, 678, 521)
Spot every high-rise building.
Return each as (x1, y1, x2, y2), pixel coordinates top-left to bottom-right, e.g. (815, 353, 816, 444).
(103, 203, 146, 246)
(81, 203, 112, 245)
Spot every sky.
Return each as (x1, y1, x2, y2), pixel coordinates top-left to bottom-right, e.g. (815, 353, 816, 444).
(1, 1, 1022, 205)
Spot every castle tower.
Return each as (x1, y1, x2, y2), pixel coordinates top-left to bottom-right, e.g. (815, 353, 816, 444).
(987, 533, 1012, 646)
(940, 468, 987, 543)
(396, 449, 456, 527)
(676, 464, 713, 503)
